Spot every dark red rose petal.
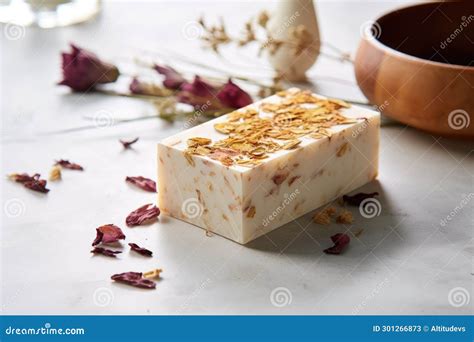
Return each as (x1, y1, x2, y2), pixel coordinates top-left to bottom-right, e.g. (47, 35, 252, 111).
(9, 173, 40, 183)
(55, 159, 84, 171)
(216, 79, 253, 109)
(120, 137, 139, 149)
(126, 204, 160, 227)
(23, 179, 49, 193)
(92, 224, 126, 246)
(9, 173, 49, 193)
(128, 243, 153, 257)
(324, 233, 351, 255)
(125, 176, 156, 192)
(91, 247, 122, 258)
(342, 192, 379, 206)
(111, 272, 156, 289)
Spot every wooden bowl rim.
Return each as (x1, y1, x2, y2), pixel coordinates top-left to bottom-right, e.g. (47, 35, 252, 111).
(366, 2, 474, 71)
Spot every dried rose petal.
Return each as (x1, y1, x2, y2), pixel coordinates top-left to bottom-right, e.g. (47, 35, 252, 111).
(126, 204, 160, 227)
(342, 192, 379, 206)
(59, 44, 119, 92)
(111, 272, 156, 289)
(120, 137, 139, 149)
(8, 173, 49, 193)
(154, 64, 186, 90)
(8, 173, 40, 183)
(24, 179, 50, 193)
(217, 79, 253, 109)
(55, 159, 84, 171)
(125, 176, 156, 192)
(128, 243, 153, 257)
(92, 224, 126, 246)
(324, 233, 350, 255)
(91, 247, 122, 258)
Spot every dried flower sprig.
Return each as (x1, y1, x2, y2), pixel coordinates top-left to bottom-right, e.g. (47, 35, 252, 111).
(199, 12, 316, 58)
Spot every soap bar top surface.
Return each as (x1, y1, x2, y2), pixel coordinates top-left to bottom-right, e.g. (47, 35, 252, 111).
(160, 88, 379, 171)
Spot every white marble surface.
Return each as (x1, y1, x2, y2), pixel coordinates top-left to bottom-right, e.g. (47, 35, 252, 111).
(1, 1, 473, 315)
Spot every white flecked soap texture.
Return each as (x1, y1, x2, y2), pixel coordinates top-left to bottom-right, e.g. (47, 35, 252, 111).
(157, 89, 379, 244)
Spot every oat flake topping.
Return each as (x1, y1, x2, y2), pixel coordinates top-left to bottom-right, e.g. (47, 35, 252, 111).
(184, 89, 359, 168)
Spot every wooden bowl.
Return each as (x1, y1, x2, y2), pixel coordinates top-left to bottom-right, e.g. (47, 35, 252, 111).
(355, 2, 474, 139)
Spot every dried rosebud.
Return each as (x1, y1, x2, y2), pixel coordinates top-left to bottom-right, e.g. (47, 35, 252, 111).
(120, 137, 139, 149)
(92, 224, 126, 246)
(217, 79, 253, 109)
(111, 272, 156, 289)
(129, 243, 153, 257)
(324, 233, 350, 255)
(125, 176, 156, 192)
(342, 192, 379, 206)
(129, 78, 173, 97)
(91, 247, 122, 258)
(55, 159, 84, 171)
(59, 44, 119, 92)
(126, 204, 160, 227)
(177, 76, 222, 110)
(154, 64, 186, 90)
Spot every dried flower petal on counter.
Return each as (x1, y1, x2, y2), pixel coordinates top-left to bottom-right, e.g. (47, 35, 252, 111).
(9, 173, 50, 193)
(49, 166, 62, 181)
(55, 159, 84, 171)
(24, 179, 50, 193)
(128, 243, 153, 257)
(342, 192, 379, 206)
(111, 272, 156, 289)
(125, 176, 156, 192)
(58, 44, 119, 92)
(177, 76, 221, 110)
(91, 247, 122, 258)
(8, 173, 40, 183)
(126, 204, 160, 227)
(92, 224, 126, 246)
(120, 137, 139, 149)
(324, 233, 350, 255)
(155, 64, 186, 90)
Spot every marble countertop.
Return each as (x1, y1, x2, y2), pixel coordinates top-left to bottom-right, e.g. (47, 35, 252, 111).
(1, 0, 472, 315)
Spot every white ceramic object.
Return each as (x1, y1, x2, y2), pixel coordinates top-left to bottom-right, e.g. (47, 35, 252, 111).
(267, 0, 320, 82)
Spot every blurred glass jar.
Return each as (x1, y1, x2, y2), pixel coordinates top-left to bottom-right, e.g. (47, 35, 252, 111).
(0, 0, 100, 28)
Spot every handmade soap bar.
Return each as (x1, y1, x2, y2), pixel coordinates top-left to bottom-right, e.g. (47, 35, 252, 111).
(157, 88, 379, 244)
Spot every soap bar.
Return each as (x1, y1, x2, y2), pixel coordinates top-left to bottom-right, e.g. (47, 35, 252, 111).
(157, 89, 379, 244)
